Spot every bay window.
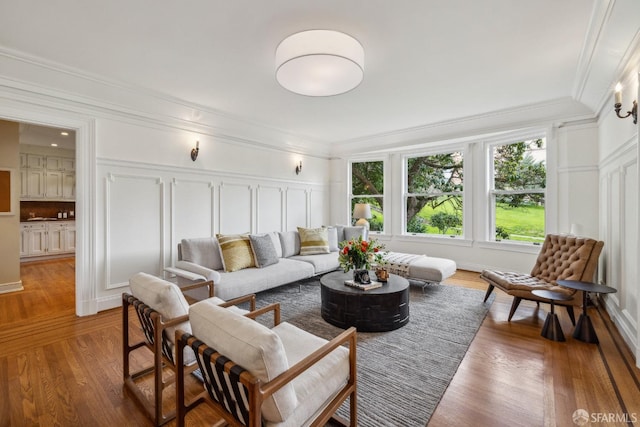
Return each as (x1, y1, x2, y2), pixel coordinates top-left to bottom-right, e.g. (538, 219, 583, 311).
(489, 137, 546, 243)
(405, 151, 464, 237)
(350, 160, 384, 232)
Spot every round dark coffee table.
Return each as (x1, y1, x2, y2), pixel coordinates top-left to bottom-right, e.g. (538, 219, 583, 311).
(320, 270, 410, 332)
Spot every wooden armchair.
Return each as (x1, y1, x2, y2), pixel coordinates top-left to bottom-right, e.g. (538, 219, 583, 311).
(175, 300, 357, 427)
(481, 234, 603, 322)
(122, 272, 256, 426)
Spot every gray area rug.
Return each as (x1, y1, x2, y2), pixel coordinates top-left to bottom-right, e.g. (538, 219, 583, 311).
(254, 279, 495, 427)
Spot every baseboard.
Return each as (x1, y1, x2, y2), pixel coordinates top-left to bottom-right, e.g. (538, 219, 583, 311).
(455, 262, 484, 273)
(603, 297, 639, 367)
(0, 280, 24, 294)
(97, 292, 125, 313)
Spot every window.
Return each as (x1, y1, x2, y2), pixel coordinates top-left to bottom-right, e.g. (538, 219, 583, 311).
(489, 137, 546, 243)
(405, 151, 463, 236)
(350, 160, 384, 232)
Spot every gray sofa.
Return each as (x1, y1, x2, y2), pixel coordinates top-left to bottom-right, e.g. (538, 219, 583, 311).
(167, 227, 367, 300)
(166, 226, 457, 301)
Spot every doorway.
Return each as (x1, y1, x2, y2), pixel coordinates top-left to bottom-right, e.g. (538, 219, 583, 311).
(17, 122, 77, 317)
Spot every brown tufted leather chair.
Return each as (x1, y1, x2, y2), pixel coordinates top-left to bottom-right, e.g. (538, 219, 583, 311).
(481, 234, 604, 322)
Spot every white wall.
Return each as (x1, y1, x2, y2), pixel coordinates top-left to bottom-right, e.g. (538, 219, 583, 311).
(0, 71, 331, 315)
(95, 156, 328, 311)
(598, 69, 639, 365)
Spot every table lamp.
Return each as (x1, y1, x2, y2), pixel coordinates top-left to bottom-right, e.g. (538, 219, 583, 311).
(353, 203, 372, 229)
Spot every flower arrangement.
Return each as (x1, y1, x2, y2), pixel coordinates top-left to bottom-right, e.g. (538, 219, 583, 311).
(338, 236, 386, 272)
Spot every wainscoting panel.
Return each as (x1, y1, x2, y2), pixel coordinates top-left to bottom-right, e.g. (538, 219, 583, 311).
(170, 178, 215, 262)
(256, 185, 283, 233)
(622, 160, 638, 322)
(309, 189, 327, 228)
(104, 173, 164, 289)
(599, 138, 639, 359)
(219, 182, 253, 234)
(286, 187, 307, 231)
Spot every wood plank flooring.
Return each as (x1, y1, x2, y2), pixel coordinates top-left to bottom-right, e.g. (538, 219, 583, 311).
(1, 259, 638, 426)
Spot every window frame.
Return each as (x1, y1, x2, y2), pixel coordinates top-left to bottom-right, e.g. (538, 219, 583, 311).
(485, 132, 548, 246)
(348, 158, 386, 235)
(402, 145, 469, 239)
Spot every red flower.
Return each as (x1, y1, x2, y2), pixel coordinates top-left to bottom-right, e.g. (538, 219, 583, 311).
(342, 246, 349, 255)
(374, 247, 379, 252)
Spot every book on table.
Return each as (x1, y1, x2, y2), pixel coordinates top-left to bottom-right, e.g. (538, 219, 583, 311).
(344, 280, 383, 291)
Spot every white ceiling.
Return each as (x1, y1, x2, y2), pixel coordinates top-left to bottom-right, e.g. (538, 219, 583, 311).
(0, 1, 636, 146)
(19, 123, 76, 150)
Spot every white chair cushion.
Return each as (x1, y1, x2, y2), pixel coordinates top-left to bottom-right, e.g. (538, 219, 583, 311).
(189, 301, 298, 423)
(267, 322, 350, 427)
(129, 272, 195, 364)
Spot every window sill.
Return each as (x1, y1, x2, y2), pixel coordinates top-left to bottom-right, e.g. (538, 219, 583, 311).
(396, 234, 473, 247)
(476, 240, 541, 254)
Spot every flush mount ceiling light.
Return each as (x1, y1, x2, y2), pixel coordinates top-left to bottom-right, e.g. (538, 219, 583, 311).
(275, 30, 364, 97)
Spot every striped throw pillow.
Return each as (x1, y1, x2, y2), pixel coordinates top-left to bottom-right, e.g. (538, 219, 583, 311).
(297, 227, 330, 255)
(216, 234, 256, 272)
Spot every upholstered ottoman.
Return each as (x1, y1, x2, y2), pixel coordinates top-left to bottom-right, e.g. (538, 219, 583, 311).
(382, 252, 457, 286)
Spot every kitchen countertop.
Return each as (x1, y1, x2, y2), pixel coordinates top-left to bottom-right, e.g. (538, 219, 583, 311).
(21, 217, 76, 222)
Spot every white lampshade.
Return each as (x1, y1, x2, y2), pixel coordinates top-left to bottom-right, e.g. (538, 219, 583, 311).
(353, 203, 372, 219)
(275, 30, 364, 96)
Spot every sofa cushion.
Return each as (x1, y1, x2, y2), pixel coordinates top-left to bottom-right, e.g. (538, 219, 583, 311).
(279, 231, 301, 258)
(297, 227, 330, 255)
(180, 237, 224, 271)
(325, 226, 339, 252)
(249, 233, 279, 268)
(189, 301, 298, 423)
(214, 258, 315, 301)
(343, 225, 368, 242)
(217, 233, 256, 272)
(289, 253, 339, 275)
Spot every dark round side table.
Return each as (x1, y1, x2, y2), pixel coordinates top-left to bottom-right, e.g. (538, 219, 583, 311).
(320, 270, 410, 332)
(531, 289, 574, 342)
(557, 280, 617, 344)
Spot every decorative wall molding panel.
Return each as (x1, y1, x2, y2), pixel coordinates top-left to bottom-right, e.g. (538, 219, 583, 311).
(256, 185, 284, 233)
(599, 136, 638, 359)
(170, 178, 215, 263)
(218, 182, 253, 235)
(104, 173, 164, 289)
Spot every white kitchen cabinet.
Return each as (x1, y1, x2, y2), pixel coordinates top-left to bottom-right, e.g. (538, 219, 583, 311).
(45, 170, 64, 199)
(25, 169, 45, 199)
(47, 223, 65, 254)
(62, 172, 75, 199)
(64, 223, 76, 252)
(27, 223, 48, 257)
(20, 154, 75, 200)
(26, 154, 45, 169)
(20, 221, 76, 259)
(19, 224, 29, 257)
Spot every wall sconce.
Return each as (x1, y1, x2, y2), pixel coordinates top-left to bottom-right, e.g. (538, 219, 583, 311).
(295, 160, 302, 175)
(191, 140, 199, 161)
(614, 83, 638, 124)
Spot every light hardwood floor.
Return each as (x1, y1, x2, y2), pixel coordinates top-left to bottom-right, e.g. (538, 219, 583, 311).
(1, 259, 638, 426)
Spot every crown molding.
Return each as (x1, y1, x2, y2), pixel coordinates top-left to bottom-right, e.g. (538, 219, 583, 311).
(330, 97, 594, 156)
(0, 46, 332, 156)
(572, 0, 640, 118)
